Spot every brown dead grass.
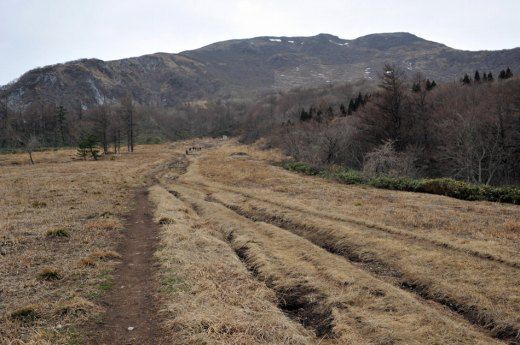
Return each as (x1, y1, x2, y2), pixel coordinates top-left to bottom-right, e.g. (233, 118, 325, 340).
(4, 138, 518, 344)
(163, 182, 499, 344)
(149, 185, 313, 344)
(0, 145, 174, 344)
(164, 139, 519, 344)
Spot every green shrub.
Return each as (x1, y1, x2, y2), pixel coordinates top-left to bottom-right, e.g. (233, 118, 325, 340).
(369, 176, 422, 191)
(479, 184, 520, 204)
(334, 169, 366, 184)
(281, 161, 520, 204)
(282, 161, 321, 175)
(418, 178, 482, 200)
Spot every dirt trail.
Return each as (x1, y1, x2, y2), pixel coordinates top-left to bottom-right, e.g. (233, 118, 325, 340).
(91, 189, 165, 345)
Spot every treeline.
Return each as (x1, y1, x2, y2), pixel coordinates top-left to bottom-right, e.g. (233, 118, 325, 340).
(461, 67, 513, 84)
(0, 94, 137, 155)
(240, 65, 520, 186)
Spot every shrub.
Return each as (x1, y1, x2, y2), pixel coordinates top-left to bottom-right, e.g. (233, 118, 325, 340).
(479, 185, 520, 204)
(363, 141, 422, 178)
(334, 169, 365, 184)
(369, 176, 422, 191)
(418, 178, 482, 200)
(281, 161, 520, 204)
(282, 161, 321, 175)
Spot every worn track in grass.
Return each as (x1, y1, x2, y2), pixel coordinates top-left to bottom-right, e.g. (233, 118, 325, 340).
(90, 189, 166, 345)
(157, 142, 519, 344)
(211, 195, 519, 344)
(163, 181, 501, 344)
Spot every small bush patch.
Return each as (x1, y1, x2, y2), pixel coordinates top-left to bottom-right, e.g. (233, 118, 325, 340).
(282, 161, 520, 204)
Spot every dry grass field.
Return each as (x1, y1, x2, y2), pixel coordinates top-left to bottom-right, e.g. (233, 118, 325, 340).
(2, 139, 519, 344)
(0, 145, 174, 344)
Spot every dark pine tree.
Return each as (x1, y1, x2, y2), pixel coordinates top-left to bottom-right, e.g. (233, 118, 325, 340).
(474, 70, 481, 83)
(309, 106, 316, 118)
(339, 103, 347, 116)
(429, 80, 437, 90)
(505, 67, 513, 79)
(482, 72, 488, 82)
(355, 92, 364, 108)
(347, 99, 355, 115)
(487, 72, 494, 81)
(300, 108, 311, 122)
(462, 74, 471, 84)
(56, 105, 67, 146)
(499, 69, 507, 79)
(315, 109, 323, 123)
(412, 82, 421, 93)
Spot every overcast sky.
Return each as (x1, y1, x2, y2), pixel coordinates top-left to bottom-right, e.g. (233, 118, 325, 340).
(1, 0, 519, 85)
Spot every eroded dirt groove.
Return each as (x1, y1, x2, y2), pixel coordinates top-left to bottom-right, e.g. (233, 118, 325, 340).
(90, 189, 166, 345)
(215, 197, 520, 344)
(194, 180, 519, 270)
(226, 230, 336, 339)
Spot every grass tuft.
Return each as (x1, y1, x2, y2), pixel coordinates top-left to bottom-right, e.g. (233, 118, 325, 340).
(38, 268, 62, 281)
(159, 217, 176, 225)
(45, 228, 70, 238)
(9, 305, 40, 322)
(31, 201, 47, 208)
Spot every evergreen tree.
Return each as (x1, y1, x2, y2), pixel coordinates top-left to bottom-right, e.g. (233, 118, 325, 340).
(487, 72, 494, 81)
(461, 74, 471, 84)
(505, 67, 513, 79)
(315, 109, 323, 123)
(56, 105, 67, 146)
(499, 70, 507, 79)
(300, 108, 311, 122)
(347, 99, 355, 115)
(77, 134, 100, 160)
(356, 92, 364, 106)
(482, 72, 488, 81)
(309, 106, 316, 118)
(326, 106, 334, 118)
(339, 103, 347, 116)
(412, 82, 421, 93)
(428, 80, 437, 90)
(474, 70, 481, 83)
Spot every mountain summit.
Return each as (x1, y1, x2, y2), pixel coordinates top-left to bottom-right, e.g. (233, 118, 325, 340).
(2, 33, 519, 109)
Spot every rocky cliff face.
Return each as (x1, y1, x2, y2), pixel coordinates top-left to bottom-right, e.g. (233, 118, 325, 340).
(2, 32, 519, 109)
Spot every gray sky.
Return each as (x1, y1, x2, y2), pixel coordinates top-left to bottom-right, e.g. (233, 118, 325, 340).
(1, 0, 519, 85)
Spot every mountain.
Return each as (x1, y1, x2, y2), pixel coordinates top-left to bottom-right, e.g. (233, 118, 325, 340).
(1, 32, 519, 109)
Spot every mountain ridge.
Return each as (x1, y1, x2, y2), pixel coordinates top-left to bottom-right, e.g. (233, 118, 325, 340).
(1, 32, 519, 110)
